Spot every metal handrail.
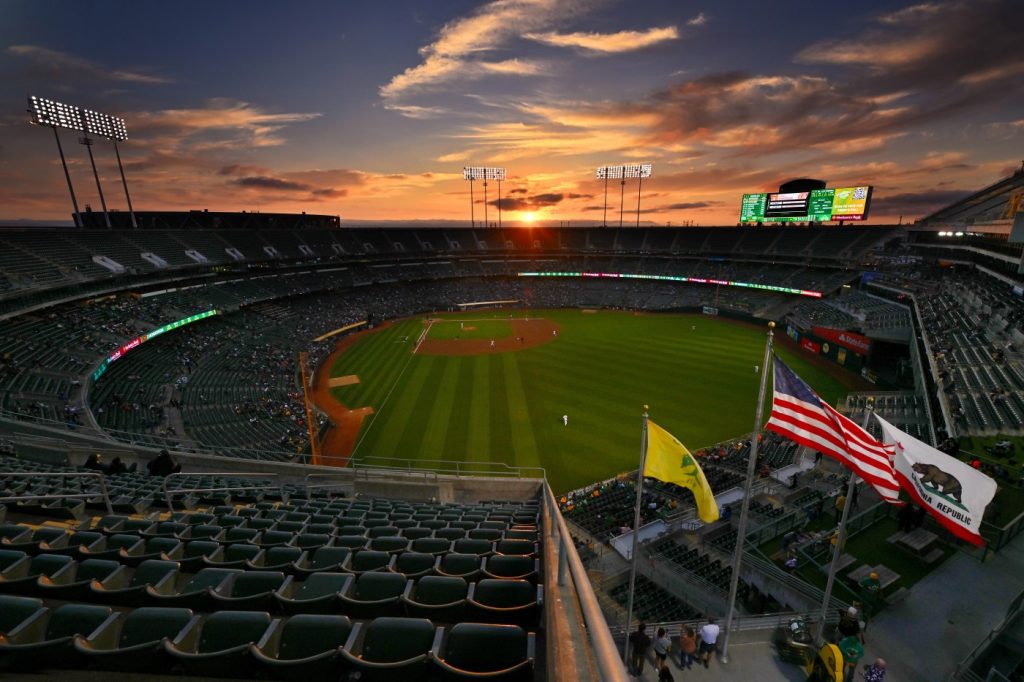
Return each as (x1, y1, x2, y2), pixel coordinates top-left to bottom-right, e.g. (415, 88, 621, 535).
(0, 471, 113, 515)
(542, 480, 630, 682)
(607, 608, 841, 639)
(303, 472, 351, 497)
(351, 456, 545, 479)
(161, 472, 282, 511)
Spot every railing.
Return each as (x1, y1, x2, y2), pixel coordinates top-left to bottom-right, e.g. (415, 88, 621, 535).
(351, 456, 545, 480)
(0, 471, 113, 515)
(742, 550, 849, 612)
(541, 480, 630, 682)
(303, 472, 352, 497)
(607, 609, 841, 640)
(979, 508, 1024, 558)
(161, 472, 283, 511)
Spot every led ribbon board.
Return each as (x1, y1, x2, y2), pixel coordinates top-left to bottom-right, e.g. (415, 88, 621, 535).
(517, 272, 822, 298)
(92, 310, 220, 381)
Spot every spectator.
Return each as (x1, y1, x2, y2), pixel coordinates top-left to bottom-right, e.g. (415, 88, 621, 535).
(147, 449, 181, 477)
(699, 617, 720, 668)
(653, 627, 671, 671)
(83, 453, 105, 472)
(835, 493, 847, 523)
(678, 625, 697, 669)
(628, 622, 651, 675)
(863, 658, 886, 681)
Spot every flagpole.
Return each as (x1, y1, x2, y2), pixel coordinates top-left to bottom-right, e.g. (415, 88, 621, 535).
(815, 399, 873, 643)
(721, 321, 775, 664)
(622, 405, 650, 662)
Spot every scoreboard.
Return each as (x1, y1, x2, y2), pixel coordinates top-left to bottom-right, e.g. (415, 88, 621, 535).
(740, 186, 872, 223)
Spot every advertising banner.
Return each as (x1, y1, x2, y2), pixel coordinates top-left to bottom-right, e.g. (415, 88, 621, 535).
(811, 327, 872, 354)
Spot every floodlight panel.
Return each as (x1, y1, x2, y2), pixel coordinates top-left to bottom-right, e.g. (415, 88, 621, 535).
(29, 96, 83, 132)
(485, 167, 506, 180)
(83, 108, 128, 141)
(623, 163, 652, 178)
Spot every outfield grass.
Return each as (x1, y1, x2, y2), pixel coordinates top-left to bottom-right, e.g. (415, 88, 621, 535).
(330, 310, 865, 494)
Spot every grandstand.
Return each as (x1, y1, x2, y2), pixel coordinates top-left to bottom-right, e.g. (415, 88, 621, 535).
(1, 214, 1023, 682)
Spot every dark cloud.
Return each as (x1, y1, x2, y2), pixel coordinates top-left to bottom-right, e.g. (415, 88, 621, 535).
(663, 201, 716, 210)
(232, 176, 312, 192)
(488, 191, 593, 211)
(508, 188, 529, 194)
(872, 189, 973, 217)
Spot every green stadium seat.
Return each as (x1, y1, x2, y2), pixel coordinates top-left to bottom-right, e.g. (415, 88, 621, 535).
(211, 570, 291, 610)
(495, 539, 536, 556)
(468, 579, 543, 626)
(401, 527, 434, 541)
(252, 614, 352, 679)
(369, 536, 409, 554)
(0, 553, 74, 594)
(345, 549, 391, 574)
(0, 549, 28, 573)
(411, 537, 452, 555)
(0, 595, 46, 635)
(0, 603, 117, 670)
(78, 533, 145, 561)
(294, 533, 332, 549)
(339, 617, 435, 682)
(146, 567, 240, 610)
(205, 542, 263, 568)
(256, 546, 306, 572)
(468, 528, 503, 541)
(293, 546, 350, 576)
(367, 525, 399, 538)
(453, 538, 493, 556)
(436, 553, 482, 579)
(432, 622, 535, 680)
(256, 530, 295, 548)
(338, 572, 410, 619)
(164, 610, 275, 679)
(390, 551, 438, 579)
(178, 540, 223, 571)
(402, 575, 469, 621)
(36, 558, 121, 601)
(73, 607, 199, 672)
(90, 559, 179, 606)
(435, 528, 467, 541)
(482, 556, 540, 582)
(274, 572, 353, 615)
(121, 537, 183, 567)
(223, 527, 261, 543)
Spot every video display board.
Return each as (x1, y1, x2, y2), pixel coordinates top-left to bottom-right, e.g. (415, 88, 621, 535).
(740, 186, 872, 223)
(92, 310, 220, 382)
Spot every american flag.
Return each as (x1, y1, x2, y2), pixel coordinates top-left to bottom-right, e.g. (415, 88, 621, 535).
(765, 356, 901, 504)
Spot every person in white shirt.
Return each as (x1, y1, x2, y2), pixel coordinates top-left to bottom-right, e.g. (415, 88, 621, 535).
(653, 627, 671, 672)
(699, 617, 720, 668)
(562, 414, 568, 426)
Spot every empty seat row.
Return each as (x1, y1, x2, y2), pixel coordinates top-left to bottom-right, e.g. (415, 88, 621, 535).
(0, 552, 542, 623)
(0, 597, 536, 681)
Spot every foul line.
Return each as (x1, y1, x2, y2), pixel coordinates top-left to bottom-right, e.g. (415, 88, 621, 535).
(413, 318, 433, 354)
(350, 333, 420, 458)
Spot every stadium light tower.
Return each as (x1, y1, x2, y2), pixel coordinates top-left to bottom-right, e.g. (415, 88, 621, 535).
(596, 163, 652, 227)
(28, 96, 84, 227)
(83, 108, 136, 228)
(28, 96, 136, 228)
(463, 167, 506, 228)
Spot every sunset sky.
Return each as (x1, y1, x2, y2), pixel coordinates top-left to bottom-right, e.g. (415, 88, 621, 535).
(1, 0, 1022, 226)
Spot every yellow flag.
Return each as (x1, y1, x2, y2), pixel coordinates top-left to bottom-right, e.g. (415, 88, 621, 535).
(644, 420, 720, 523)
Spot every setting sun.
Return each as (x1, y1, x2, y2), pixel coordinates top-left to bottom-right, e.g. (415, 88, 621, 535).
(523, 212, 536, 224)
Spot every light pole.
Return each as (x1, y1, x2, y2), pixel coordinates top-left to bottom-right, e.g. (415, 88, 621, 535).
(79, 136, 111, 227)
(463, 167, 506, 228)
(30, 96, 136, 228)
(596, 163, 652, 228)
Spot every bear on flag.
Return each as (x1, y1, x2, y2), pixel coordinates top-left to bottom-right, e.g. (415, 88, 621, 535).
(874, 414, 996, 546)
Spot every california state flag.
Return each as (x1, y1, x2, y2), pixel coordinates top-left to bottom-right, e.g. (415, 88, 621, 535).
(874, 414, 997, 546)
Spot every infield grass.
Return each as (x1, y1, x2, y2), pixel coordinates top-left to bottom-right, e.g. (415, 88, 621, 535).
(330, 310, 865, 494)
(426, 317, 513, 341)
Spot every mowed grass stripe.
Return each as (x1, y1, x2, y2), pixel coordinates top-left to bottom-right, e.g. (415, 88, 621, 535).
(357, 355, 436, 458)
(465, 358, 492, 463)
(501, 353, 540, 468)
(420, 358, 462, 457)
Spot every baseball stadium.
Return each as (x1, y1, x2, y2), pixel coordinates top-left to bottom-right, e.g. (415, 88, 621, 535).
(2, 3, 1024, 682)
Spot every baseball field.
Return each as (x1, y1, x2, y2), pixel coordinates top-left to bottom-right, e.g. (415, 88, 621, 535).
(323, 309, 866, 493)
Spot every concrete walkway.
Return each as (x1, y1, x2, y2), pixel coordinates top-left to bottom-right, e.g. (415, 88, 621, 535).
(864, 530, 1024, 681)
